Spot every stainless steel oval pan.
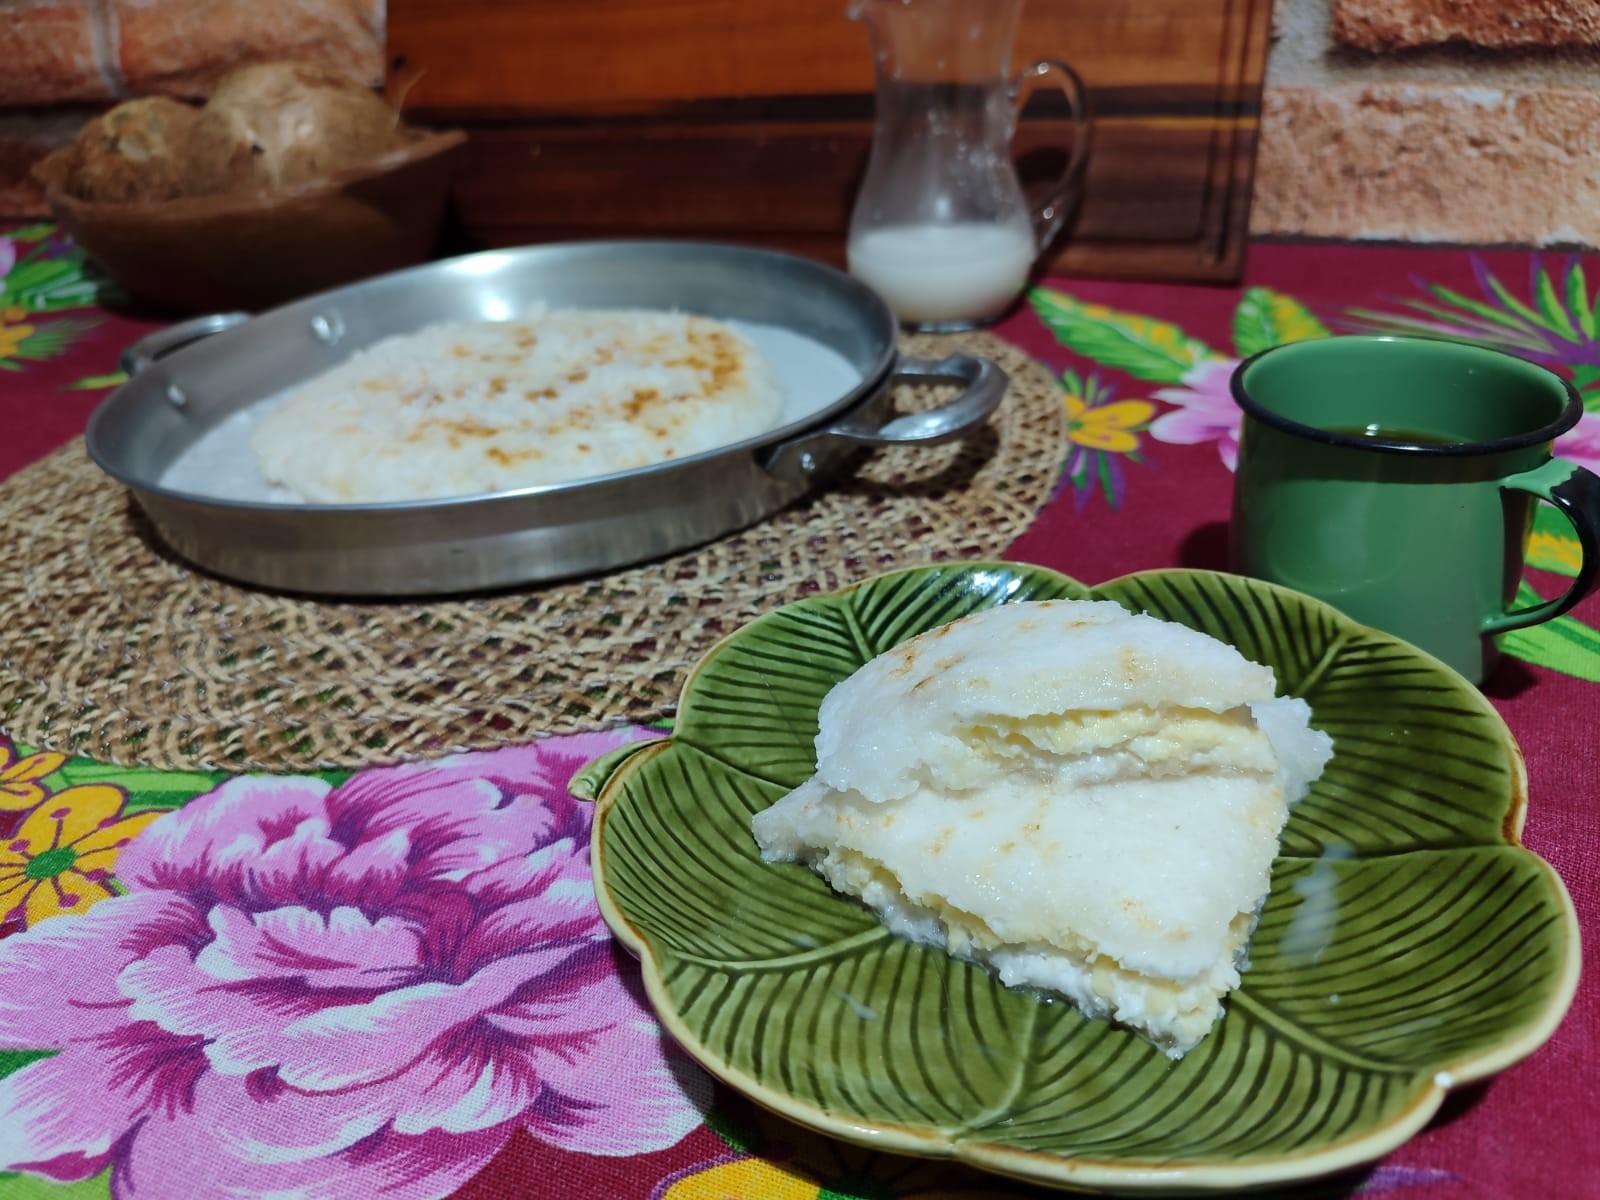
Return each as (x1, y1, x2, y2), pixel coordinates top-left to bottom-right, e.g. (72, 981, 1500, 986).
(86, 241, 1007, 595)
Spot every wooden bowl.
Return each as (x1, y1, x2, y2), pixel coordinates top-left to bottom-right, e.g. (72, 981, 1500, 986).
(42, 128, 468, 314)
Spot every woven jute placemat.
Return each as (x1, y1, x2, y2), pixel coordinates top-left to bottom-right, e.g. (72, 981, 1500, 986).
(0, 332, 1064, 771)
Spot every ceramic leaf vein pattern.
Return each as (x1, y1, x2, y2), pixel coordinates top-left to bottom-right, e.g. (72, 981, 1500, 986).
(590, 564, 1578, 1188)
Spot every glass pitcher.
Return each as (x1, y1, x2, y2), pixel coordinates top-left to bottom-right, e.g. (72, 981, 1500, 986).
(845, 0, 1090, 331)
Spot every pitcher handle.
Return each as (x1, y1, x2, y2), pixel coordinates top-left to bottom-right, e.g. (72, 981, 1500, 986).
(1011, 59, 1092, 252)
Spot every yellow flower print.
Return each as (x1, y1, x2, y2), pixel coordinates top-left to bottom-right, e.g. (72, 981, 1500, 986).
(1063, 391, 1156, 454)
(0, 743, 67, 812)
(1054, 369, 1154, 510)
(0, 318, 37, 359)
(658, 1157, 822, 1200)
(660, 1100, 1023, 1200)
(0, 785, 161, 927)
(658, 1156, 993, 1200)
(1528, 526, 1582, 577)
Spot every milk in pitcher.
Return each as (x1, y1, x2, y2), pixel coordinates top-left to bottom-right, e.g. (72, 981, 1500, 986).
(844, 0, 1088, 330)
(847, 220, 1036, 328)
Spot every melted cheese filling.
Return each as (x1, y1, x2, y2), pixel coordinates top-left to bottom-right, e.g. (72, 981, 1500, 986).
(807, 845, 1261, 1057)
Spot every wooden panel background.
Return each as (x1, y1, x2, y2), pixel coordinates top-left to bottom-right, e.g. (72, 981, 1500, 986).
(388, 0, 1270, 282)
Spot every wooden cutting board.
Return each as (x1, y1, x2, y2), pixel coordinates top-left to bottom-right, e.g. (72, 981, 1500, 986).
(387, 0, 1270, 282)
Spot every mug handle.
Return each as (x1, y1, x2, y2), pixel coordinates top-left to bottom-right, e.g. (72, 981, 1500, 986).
(1482, 458, 1600, 634)
(1010, 59, 1092, 251)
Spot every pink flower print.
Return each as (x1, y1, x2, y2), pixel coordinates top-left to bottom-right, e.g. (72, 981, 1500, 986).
(1556, 408, 1600, 474)
(1148, 357, 1243, 471)
(0, 237, 14, 282)
(0, 732, 710, 1200)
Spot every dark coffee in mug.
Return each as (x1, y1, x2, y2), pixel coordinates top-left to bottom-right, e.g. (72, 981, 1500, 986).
(1229, 336, 1600, 683)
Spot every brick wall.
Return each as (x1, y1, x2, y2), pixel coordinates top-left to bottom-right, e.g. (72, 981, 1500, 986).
(1251, 0, 1600, 247)
(11, 0, 1593, 250)
(0, 0, 384, 213)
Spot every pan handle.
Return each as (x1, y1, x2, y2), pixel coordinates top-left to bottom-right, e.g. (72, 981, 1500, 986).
(120, 311, 251, 377)
(762, 353, 1008, 482)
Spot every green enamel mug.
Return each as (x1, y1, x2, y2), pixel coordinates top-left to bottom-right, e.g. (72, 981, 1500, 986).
(1230, 335, 1600, 683)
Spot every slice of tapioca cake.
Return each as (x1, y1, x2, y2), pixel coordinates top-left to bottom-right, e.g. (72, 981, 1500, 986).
(751, 598, 1334, 1058)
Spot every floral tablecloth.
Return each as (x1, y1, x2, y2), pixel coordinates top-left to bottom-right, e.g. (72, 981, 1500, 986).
(0, 225, 1594, 1200)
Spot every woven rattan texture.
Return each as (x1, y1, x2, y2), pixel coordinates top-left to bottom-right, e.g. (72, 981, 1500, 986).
(0, 333, 1064, 770)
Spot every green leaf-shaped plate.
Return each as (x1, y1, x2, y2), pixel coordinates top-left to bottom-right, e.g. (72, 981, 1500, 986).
(582, 564, 1579, 1194)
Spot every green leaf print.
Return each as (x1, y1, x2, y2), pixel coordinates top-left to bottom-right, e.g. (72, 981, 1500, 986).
(1572, 364, 1600, 409)
(0, 1049, 56, 1082)
(1346, 256, 1600, 368)
(1481, 271, 1549, 331)
(1345, 283, 1557, 358)
(1533, 264, 1581, 340)
(0, 1171, 112, 1200)
(0, 246, 100, 314)
(1499, 581, 1600, 682)
(44, 757, 228, 812)
(1231, 287, 1330, 357)
(1565, 263, 1598, 341)
(1029, 288, 1216, 384)
(11, 318, 96, 363)
(65, 371, 128, 391)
